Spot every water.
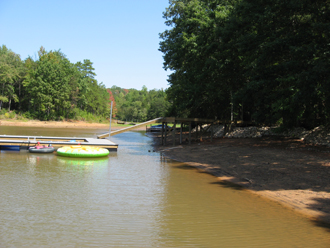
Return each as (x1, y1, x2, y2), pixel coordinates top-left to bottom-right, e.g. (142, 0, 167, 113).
(0, 126, 329, 247)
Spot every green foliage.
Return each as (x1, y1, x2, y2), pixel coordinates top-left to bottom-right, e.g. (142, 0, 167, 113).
(110, 85, 171, 122)
(160, 0, 330, 128)
(0, 45, 110, 122)
(0, 45, 166, 123)
(22, 111, 33, 120)
(0, 45, 24, 111)
(0, 109, 16, 119)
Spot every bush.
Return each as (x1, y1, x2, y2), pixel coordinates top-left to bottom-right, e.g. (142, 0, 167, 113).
(22, 112, 34, 120)
(1, 111, 16, 119)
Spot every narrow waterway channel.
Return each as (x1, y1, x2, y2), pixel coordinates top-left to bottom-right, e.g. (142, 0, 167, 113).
(0, 126, 329, 247)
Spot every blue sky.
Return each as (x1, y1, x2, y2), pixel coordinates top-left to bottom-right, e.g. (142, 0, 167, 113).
(0, 0, 171, 90)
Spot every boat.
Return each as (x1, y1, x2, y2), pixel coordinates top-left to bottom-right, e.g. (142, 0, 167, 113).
(56, 145, 110, 158)
(29, 143, 55, 153)
(147, 124, 172, 132)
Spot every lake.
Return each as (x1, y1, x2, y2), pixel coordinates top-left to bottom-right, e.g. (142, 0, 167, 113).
(0, 126, 329, 247)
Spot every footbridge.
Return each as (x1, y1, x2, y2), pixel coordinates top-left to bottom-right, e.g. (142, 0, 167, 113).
(97, 117, 220, 146)
(97, 117, 163, 138)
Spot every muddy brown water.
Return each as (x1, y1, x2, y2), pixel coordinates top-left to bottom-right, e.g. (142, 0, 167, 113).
(0, 126, 329, 247)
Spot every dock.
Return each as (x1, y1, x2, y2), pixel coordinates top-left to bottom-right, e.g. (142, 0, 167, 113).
(97, 117, 163, 138)
(0, 135, 118, 151)
(97, 117, 220, 146)
(1, 117, 223, 152)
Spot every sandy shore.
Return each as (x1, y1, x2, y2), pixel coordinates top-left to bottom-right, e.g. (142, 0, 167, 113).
(151, 133, 330, 227)
(0, 120, 147, 130)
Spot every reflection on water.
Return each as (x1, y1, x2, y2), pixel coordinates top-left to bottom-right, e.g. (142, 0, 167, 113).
(0, 127, 329, 247)
(57, 156, 109, 168)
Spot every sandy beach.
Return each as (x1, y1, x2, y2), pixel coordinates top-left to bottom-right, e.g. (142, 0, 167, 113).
(151, 133, 330, 227)
(2, 119, 330, 227)
(0, 120, 147, 130)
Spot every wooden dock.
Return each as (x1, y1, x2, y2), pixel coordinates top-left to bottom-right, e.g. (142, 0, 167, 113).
(97, 117, 219, 146)
(1, 117, 225, 151)
(0, 135, 118, 151)
(97, 117, 163, 139)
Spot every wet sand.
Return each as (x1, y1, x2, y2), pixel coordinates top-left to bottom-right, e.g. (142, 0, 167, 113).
(151, 133, 330, 227)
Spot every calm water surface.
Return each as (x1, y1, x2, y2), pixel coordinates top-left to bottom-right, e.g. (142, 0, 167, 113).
(0, 126, 329, 247)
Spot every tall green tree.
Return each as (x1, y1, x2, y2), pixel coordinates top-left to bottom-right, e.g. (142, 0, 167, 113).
(160, 0, 235, 119)
(160, 0, 330, 128)
(225, 0, 330, 127)
(23, 48, 73, 120)
(0, 45, 24, 111)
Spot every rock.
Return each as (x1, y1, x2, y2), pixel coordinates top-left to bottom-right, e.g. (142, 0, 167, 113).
(208, 124, 330, 147)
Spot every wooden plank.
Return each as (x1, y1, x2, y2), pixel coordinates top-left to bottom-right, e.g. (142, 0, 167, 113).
(0, 135, 86, 142)
(161, 117, 175, 123)
(175, 118, 218, 123)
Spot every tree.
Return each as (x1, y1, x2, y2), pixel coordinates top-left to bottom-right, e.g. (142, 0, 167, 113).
(110, 86, 171, 122)
(0, 45, 24, 111)
(159, 0, 235, 119)
(23, 48, 73, 120)
(160, 0, 330, 128)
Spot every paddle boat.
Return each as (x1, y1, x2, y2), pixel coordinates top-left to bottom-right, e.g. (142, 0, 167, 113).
(56, 145, 109, 158)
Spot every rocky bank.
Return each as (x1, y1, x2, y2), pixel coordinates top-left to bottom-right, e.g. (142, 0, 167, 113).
(211, 125, 330, 147)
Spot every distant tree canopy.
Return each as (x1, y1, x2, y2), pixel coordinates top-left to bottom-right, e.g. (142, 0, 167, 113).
(0, 45, 110, 121)
(0, 45, 171, 122)
(108, 85, 171, 122)
(160, 0, 330, 128)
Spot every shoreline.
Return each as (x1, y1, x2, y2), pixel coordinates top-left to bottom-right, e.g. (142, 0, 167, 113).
(151, 133, 330, 227)
(0, 120, 147, 130)
(2, 120, 330, 226)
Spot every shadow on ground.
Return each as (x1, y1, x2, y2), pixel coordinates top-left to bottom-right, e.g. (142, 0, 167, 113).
(153, 135, 330, 230)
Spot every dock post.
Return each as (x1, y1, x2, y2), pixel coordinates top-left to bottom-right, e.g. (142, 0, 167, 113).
(161, 122, 164, 145)
(180, 122, 183, 144)
(211, 123, 213, 142)
(173, 121, 176, 146)
(109, 101, 113, 138)
(196, 123, 198, 141)
(164, 122, 168, 145)
(189, 122, 192, 145)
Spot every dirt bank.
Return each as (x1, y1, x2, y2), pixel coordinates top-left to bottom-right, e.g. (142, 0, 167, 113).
(151, 133, 330, 227)
(0, 120, 147, 130)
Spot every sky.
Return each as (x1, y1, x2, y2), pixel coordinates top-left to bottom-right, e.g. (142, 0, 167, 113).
(0, 0, 171, 91)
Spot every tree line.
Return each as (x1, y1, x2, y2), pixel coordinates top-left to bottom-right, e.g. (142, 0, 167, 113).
(160, 0, 330, 128)
(0, 45, 110, 121)
(108, 85, 170, 122)
(0, 45, 171, 122)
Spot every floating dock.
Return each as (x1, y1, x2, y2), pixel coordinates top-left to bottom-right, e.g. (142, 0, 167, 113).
(0, 135, 118, 151)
